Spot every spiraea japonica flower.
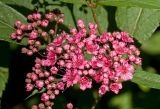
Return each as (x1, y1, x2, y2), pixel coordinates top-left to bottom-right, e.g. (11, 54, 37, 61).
(11, 9, 142, 109)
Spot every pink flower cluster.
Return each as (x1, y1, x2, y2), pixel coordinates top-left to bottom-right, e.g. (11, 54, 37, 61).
(10, 9, 64, 56)
(25, 19, 141, 108)
(11, 10, 141, 109)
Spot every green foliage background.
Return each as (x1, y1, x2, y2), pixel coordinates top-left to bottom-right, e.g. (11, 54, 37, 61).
(1, 0, 160, 109)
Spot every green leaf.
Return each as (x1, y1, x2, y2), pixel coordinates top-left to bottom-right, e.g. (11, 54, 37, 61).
(109, 92, 132, 109)
(141, 32, 160, 55)
(0, 0, 33, 9)
(25, 88, 46, 100)
(96, 0, 160, 9)
(132, 68, 160, 89)
(60, 0, 86, 4)
(0, 2, 27, 45)
(73, 5, 108, 32)
(116, 7, 160, 43)
(0, 67, 9, 97)
(84, 52, 92, 61)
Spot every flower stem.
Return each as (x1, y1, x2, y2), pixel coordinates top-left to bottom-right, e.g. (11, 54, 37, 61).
(91, 91, 101, 109)
(92, 96, 101, 109)
(88, 0, 102, 35)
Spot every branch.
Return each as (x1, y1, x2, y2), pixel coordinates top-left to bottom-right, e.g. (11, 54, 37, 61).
(88, 0, 102, 35)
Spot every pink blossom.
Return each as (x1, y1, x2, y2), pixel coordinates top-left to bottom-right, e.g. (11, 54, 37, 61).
(53, 36, 64, 46)
(57, 82, 65, 90)
(93, 72, 103, 83)
(62, 69, 80, 87)
(121, 32, 134, 42)
(79, 76, 92, 90)
(115, 63, 134, 80)
(41, 59, 52, 66)
(100, 32, 109, 43)
(86, 42, 99, 54)
(10, 16, 142, 108)
(110, 83, 122, 94)
(98, 85, 109, 95)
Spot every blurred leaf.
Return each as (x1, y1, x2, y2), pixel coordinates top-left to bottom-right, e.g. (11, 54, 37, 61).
(0, 67, 9, 97)
(116, 7, 160, 43)
(109, 92, 132, 109)
(0, 2, 27, 45)
(73, 5, 108, 32)
(138, 85, 150, 92)
(0, 0, 33, 9)
(141, 32, 160, 55)
(132, 68, 160, 89)
(60, 0, 86, 4)
(97, 0, 160, 9)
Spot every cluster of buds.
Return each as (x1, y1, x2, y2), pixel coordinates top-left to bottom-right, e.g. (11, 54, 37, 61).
(10, 9, 64, 56)
(11, 10, 141, 109)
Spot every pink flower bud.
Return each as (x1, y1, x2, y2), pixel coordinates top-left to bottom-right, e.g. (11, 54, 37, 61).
(55, 47, 63, 54)
(49, 29, 55, 35)
(41, 32, 47, 37)
(129, 55, 136, 61)
(50, 67, 58, 74)
(27, 14, 33, 21)
(58, 18, 64, 23)
(15, 21, 22, 28)
(31, 73, 38, 81)
(41, 93, 49, 102)
(70, 28, 77, 35)
(57, 82, 65, 90)
(16, 29, 23, 35)
(29, 31, 38, 39)
(77, 19, 85, 28)
(44, 71, 50, 77)
(17, 35, 23, 40)
(46, 13, 54, 20)
(63, 44, 70, 51)
(59, 60, 65, 66)
(10, 33, 17, 39)
(48, 76, 54, 82)
(41, 19, 49, 27)
(26, 84, 33, 91)
(66, 62, 72, 69)
(35, 41, 41, 47)
(50, 94, 55, 99)
(27, 50, 33, 56)
(36, 80, 44, 89)
(66, 103, 73, 109)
